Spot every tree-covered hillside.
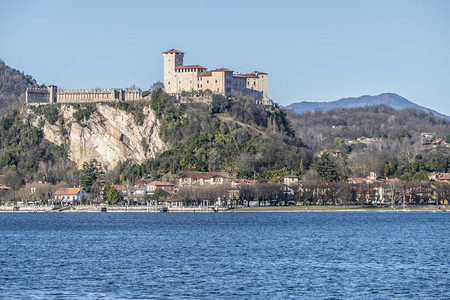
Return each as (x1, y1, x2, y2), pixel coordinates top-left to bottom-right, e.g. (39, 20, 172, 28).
(0, 60, 43, 116)
(118, 91, 312, 182)
(287, 105, 450, 153)
(287, 105, 450, 180)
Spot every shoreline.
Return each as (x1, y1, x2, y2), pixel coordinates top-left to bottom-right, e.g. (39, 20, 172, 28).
(0, 205, 446, 213)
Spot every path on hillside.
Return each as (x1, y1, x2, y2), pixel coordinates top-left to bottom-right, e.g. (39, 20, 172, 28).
(216, 114, 266, 136)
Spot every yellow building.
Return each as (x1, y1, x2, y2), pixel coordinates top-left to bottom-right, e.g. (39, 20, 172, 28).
(163, 49, 270, 103)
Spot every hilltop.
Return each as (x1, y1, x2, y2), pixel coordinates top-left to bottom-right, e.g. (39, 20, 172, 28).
(287, 93, 449, 120)
(0, 60, 42, 116)
(0, 66, 311, 189)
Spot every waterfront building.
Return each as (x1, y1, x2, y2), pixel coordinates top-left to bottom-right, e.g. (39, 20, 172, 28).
(146, 181, 175, 194)
(53, 187, 87, 204)
(179, 172, 227, 187)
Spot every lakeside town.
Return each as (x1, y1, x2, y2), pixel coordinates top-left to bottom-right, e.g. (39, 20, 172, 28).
(1, 169, 449, 212)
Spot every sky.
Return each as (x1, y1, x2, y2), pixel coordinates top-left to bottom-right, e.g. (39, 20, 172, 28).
(1, 0, 449, 115)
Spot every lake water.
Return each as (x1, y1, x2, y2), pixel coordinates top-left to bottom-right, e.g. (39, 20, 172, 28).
(0, 212, 449, 299)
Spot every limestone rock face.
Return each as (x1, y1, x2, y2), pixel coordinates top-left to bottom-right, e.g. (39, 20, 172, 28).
(28, 103, 168, 171)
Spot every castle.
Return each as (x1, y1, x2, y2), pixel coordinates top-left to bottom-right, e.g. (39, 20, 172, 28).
(163, 49, 270, 104)
(26, 49, 270, 105)
(26, 86, 140, 104)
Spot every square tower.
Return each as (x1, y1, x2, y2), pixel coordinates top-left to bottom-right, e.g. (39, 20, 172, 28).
(163, 49, 184, 93)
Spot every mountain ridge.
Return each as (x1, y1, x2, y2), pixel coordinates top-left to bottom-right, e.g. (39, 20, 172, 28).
(286, 93, 450, 120)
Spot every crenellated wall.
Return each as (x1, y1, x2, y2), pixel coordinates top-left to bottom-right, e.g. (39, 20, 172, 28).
(26, 87, 50, 104)
(26, 86, 141, 104)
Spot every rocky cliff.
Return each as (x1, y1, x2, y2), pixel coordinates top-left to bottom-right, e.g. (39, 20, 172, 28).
(27, 103, 168, 171)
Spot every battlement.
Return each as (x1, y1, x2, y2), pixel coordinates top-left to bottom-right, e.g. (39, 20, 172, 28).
(26, 86, 141, 105)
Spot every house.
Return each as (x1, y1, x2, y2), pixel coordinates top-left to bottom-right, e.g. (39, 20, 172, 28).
(437, 176, 450, 183)
(0, 184, 10, 199)
(283, 175, 300, 186)
(133, 183, 147, 195)
(432, 138, 446, 145)
(428, 172, 450, 181)
(53, 187, 87, 204)
(179, 172, 227, 186)
(420, 132, 435, 145)
(231, 179, 257, 186)
(282, 185, 295, 201)
(147, 181, 175, 194)
(0, 184, 10, 191)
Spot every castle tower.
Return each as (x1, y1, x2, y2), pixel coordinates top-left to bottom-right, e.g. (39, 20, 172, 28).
(48, 85, 57, 103)
(163, 49, 184, 94)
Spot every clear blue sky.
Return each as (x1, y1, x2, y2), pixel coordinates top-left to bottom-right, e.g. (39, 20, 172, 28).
(1, 0, 449, 114)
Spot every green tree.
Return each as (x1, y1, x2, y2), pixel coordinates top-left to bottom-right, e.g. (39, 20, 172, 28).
(334, 137, 344, 147)
(384, 161, 395, 177)
(411, 171, 428, 181)
(103, 185, 123, 204)
(80, 159, 105, 192)
(153, 188, 169, 202)
(312, 153, 340, 181)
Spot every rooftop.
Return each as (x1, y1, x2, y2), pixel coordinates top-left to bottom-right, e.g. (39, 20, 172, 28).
(54, 187, 84, 195)
(212, 68, 233, 72)
(0, 184, 10, 191)
(163, 49, 184, 54)
(233, 73, 259, 78)
(198, 71, 212, 77)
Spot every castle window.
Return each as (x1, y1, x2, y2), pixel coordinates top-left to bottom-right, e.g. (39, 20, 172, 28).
(207, 80, 209, 83)
(215, 80, 217, 83)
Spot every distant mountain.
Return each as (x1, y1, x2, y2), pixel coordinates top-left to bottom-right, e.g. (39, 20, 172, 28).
(286, 93, 450, 120)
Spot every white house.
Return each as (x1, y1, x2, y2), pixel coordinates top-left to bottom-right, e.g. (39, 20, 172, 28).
(53, 187, 87, 204)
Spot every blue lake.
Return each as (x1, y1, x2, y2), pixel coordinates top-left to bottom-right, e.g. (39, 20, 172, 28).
(0, 212, 449, 299)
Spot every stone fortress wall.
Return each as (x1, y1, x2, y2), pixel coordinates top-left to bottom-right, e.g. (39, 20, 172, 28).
(26, 85, 141, 105)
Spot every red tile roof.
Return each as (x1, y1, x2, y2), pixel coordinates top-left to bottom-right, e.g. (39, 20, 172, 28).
(175, 65, 206, 70)
(163, 49, 184, 54)
(112, 185, 124, 191)
(212, 68, 233, 72)
(54, 187, 84, 195)
(198, 71, 212, 77)
(0, 184, 10, 191)
(233, 73, 259, 78)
